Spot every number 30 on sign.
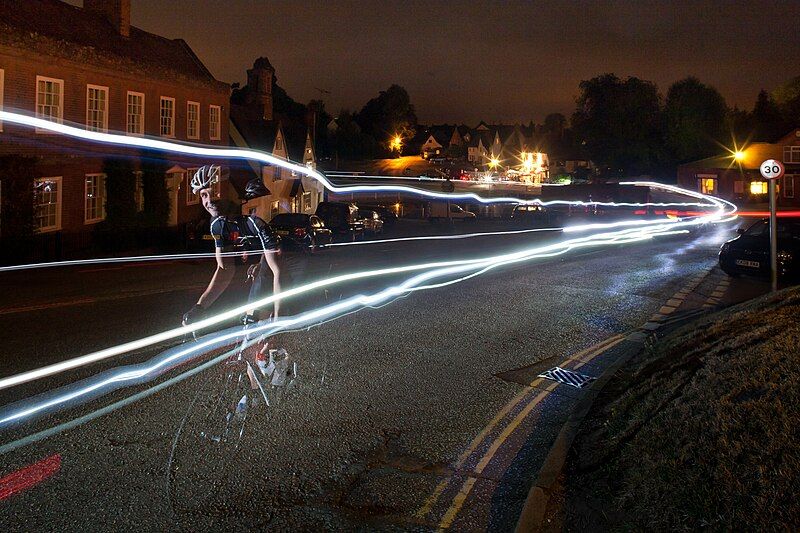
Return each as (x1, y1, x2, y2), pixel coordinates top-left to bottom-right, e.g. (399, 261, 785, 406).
(760, 159, 785, 180)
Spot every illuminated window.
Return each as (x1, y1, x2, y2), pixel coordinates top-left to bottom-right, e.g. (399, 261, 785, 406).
(160, 96, 175, 137)
(36, 76, 63, 129)
(126, 92, 144, 135)
(209, 105, 221, 140)
(750, 181, 768, 195)
(34, 177, 62, 231)
(270, 201, 280, 220)
(86, 85, 108, 132)
(302, 191, 312, 211)
(187, 101, 200, 139)
(85, 173, 107, 223)
(698, 176, 717, 195)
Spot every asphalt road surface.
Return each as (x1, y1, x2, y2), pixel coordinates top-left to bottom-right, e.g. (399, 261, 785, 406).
(0, 219, 768, 531)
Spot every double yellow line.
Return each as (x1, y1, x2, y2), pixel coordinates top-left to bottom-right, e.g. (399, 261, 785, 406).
(418, 333, 626, 529)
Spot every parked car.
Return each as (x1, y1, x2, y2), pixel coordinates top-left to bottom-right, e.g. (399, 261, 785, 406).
(719, 218, 800, 279)
(359, 205, 398, 229)
(315, 201, 365, 240)
(510, 203, 552, 226)
(269, 213, 332, 250)
(357, 209, 384, 235)
(428, 202, 477, 222)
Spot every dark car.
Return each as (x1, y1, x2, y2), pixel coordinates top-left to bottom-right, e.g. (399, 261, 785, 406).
(357, 209, 384, 235)
(269, 213, 332, 250)
(719, 218, 800, 279)
(315, 201, 365, 241)
(359, 205, 398, 229)
(509, 203, 552, 226)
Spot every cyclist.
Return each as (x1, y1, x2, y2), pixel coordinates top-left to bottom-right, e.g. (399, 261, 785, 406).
(182, 165, 281, 327)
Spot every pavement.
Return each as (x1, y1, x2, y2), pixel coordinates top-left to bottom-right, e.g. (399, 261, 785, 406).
(0, 217, 772, 531)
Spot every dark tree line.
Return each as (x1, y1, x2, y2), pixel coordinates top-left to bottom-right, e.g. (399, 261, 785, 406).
(568, 73, 800, 179)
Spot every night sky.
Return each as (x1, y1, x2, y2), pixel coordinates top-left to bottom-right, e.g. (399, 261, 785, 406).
(66, 0, 800, 124)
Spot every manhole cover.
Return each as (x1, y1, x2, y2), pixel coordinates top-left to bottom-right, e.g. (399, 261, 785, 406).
(537, 367, 596, 389)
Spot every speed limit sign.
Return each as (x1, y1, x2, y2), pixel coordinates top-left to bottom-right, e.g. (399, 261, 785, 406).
(760, 159, 785, 180)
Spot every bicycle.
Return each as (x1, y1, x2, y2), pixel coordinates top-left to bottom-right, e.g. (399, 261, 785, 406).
(165, 323, 296, 517)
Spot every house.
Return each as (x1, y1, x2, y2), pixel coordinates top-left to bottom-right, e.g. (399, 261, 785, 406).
(677, 128, 800, 207)
(229, 57, 323, 222)
(0, 0, 231, 260)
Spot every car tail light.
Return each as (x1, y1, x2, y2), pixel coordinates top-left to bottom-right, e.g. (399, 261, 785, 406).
(294, 227, 306, 237)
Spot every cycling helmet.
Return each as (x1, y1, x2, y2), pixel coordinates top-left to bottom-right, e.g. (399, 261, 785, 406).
(191, 165, 220, 193)
(244, 178, 270, 200)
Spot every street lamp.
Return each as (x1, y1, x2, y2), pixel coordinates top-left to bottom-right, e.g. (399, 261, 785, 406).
(389, 134, 403, 157)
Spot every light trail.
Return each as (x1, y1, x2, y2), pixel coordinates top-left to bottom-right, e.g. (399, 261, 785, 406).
(0, 222, 695, 428)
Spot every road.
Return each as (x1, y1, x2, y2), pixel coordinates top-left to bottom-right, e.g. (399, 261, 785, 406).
(0, 219, 767, 531)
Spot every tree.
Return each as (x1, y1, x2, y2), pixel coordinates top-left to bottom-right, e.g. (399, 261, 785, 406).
(356, 85, 418, 154)
(664, 77, 727, 163)
(543, 113, 566, 138)
(571, 74, 664, 176)
(0, 155, 36, 263)
(773, 75, 800, 133)
(751, 89, 787, 142)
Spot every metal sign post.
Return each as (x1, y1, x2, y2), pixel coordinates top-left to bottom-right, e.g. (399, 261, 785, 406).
(760, 159, 785, 292)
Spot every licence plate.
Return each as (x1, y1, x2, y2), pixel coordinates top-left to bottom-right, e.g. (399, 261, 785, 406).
(276, 230, 289, 235)
(735, 259, 760, 268)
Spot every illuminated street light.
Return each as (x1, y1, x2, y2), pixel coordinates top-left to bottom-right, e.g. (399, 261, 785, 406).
(389, 134, 403, 156)
(734, 150, 745, 162)
(488, 156, 500, 170)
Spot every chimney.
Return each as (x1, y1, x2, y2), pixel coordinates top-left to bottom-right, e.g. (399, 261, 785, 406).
(245, 57, 274, 121)
(85, 0, 131, 38)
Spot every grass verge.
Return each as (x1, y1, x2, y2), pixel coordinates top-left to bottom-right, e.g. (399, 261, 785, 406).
(559, 287, 800, 530)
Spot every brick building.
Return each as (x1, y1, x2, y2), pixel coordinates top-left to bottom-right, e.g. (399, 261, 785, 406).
(0, 0, 232, 260)
(677, 128, 800, 208)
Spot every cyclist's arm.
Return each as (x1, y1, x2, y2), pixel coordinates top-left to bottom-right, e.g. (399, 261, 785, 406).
(196, 246, 235, 308)
(251, 215, 282, 318)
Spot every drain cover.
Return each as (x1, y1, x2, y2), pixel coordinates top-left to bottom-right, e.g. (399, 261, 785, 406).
(537, 367, 596, 389)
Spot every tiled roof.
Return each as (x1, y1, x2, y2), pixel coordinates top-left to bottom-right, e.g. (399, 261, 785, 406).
(0, 0, 227, 90)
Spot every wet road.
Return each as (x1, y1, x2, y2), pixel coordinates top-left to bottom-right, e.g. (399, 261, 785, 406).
(0, 220, 764, 530)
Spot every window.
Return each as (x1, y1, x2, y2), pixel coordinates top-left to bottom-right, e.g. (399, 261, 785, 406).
(160, 96, 175, 137)
(784, 175, 795, 199)
(784, 146, 800, 164)
(275, 135, 283, 152)
(0, 69, 4, 132)
(187, 101, 200, 139)
(186, 168, 199, 205)
(750, 181, 768, 195)
(209, 105, 221, 140)
(134, 171, 144, 211)
(734, 180, 744, 194)
(126, 92, 144, 135)
(697, 176, 717, 195)
(34, 177, 62, 232)
(36, 76, 64, 128)
(248, 207, 257, 216)
(270, 201, 279, 220)
(86, 85, 108, 132)
(302, 191, 312, 211)
(85, 174, 107, 223)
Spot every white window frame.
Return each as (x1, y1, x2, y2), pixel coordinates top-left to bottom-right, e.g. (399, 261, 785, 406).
(84, 173, 107, 224)
(783, 146, 800, 164)
(126, 91, 145, 136)
(35, 75, 64, 133)
(186, 168, 199, 205)
(209, 105, 221, 140)
(160, 96, 175, 137)
(784, 175, 795, 199)
(270, 201, 280, 220)
(0, 68, 4, 132)
(187, 101, 200, 140)
(34, 177, 62, 232)
(86, 84, 109, 132)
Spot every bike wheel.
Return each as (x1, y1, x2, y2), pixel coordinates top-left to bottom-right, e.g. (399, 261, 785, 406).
(166, 363, 252, 517)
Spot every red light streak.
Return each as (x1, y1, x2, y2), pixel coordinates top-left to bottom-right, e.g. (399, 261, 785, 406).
(0, 453, 62, 500)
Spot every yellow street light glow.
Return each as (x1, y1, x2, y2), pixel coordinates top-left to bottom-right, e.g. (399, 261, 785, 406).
(489, 156, 500, 169)
(734, 150, 745, 161)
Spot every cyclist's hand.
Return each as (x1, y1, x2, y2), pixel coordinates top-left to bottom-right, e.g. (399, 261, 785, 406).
(246, 263, 259, 282)
(182, 304, 206, 326)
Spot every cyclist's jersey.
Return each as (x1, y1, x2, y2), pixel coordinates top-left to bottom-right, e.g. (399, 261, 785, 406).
(209, 215, 278, 257)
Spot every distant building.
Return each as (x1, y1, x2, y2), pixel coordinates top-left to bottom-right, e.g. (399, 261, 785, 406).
(677, 128, 800, 207)
(229, 57, 323, 221)
(0, 0, 231, 259)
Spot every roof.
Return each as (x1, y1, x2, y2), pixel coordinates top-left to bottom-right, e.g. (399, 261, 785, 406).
(230, 107, 311, 163)
(0, 0, 228, 91)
